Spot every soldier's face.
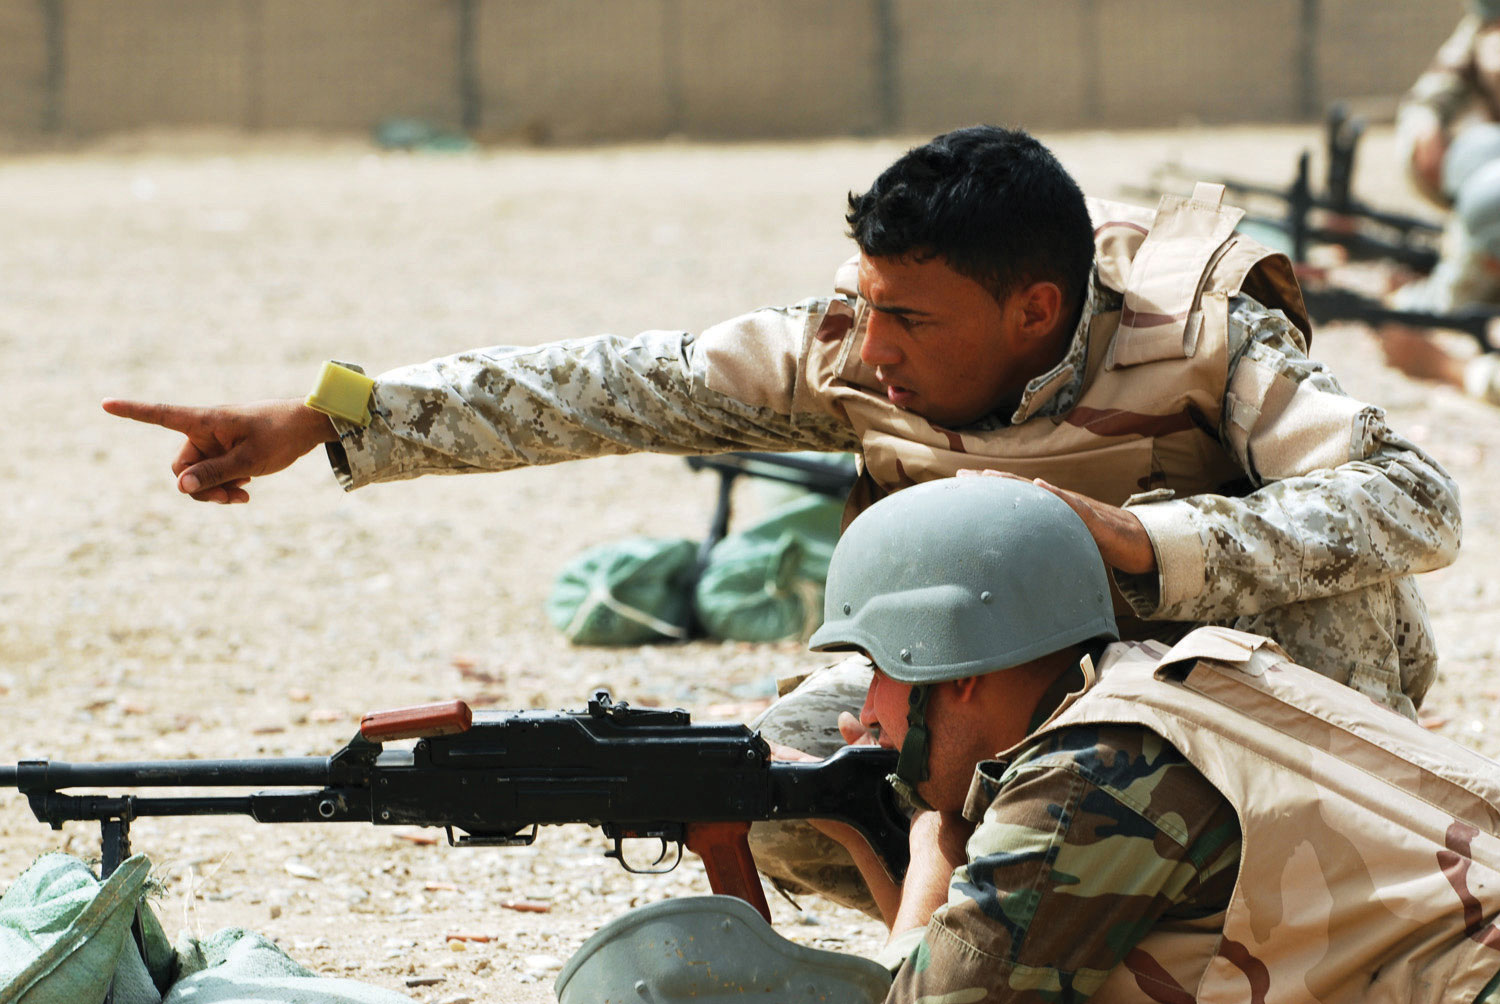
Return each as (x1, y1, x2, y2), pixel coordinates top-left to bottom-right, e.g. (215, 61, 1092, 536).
(856, 253, 1060, 428)
(859, 668, 990, 813)
(859, 667, 911, 753)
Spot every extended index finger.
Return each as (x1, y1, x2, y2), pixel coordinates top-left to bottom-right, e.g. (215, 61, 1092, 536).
(101, 398, 209, 434)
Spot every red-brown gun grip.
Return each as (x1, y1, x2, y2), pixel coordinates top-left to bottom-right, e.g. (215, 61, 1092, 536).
(359, 700, 473, 742)
(685, 820, 771, 924)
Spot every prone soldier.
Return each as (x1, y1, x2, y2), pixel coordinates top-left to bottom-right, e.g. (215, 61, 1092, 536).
(559, 477, 1500, 1004)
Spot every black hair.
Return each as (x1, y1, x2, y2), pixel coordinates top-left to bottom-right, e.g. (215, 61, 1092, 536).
(846, 126, 1094, 313)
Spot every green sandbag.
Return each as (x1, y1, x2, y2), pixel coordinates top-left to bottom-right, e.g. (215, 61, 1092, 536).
(694, 494, 845, 643)
(546, 536, 698, 645)
(0, 853, 417, 1004)
(165, 928, 413, 1004)
(0, 852, 156, 1004)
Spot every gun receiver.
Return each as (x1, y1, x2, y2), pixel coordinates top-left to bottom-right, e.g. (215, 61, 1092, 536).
(1131, 103, 1444, 272)
(0, 690, 907, 923)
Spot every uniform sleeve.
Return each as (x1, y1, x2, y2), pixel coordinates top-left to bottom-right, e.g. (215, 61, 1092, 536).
(1397, 16, 1480, 153)
(324, 300, 861, 489)
(1115, 296, 1461, 621)
(885, 726, 1240, 1004)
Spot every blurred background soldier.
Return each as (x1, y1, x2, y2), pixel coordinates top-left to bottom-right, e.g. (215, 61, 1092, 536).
(1385, 0, 1500, 402)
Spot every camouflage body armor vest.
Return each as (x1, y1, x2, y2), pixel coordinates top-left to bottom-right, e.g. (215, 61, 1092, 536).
(1032, 627, 1500, 1003)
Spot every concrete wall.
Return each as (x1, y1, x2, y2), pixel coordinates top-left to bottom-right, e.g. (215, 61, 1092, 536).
(475, 0, 671, 142)
(0, 0, 1469, 140)
(895, 0, 1095, 132)
(0, 0, 49, 132)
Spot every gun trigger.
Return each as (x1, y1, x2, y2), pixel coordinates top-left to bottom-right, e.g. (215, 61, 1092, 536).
(607, 835, 683, 875)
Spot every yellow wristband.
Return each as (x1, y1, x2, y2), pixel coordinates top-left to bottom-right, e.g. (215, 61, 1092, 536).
(304, 361, 375, 426)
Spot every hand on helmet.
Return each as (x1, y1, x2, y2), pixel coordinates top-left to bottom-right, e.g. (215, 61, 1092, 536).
(956, 470, 1157, 575)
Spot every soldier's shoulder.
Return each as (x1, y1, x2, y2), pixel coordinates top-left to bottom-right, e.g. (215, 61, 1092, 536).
(1003, 722, 1225, 840)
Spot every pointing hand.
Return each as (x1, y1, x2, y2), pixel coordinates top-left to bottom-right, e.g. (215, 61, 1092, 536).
(101, 398, 336, 504)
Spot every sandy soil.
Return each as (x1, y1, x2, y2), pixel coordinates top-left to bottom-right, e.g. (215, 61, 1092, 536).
(1, 124, 1496, 1003)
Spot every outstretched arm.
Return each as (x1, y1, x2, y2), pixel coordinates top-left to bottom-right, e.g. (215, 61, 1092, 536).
(101, 398, 336, 504)
(103, 301, 861, 503)
(324, 316, 857, 491)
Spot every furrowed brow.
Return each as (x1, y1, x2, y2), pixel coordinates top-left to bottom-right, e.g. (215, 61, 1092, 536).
(857, 286, 931, 318)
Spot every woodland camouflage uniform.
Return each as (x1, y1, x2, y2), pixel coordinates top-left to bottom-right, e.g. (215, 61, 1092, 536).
(879, 629, 1500, 1004)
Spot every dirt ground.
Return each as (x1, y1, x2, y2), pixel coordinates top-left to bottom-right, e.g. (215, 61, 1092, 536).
(2, 123, 1497, 1003)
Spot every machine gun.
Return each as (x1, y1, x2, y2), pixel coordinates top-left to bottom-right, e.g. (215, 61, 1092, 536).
(0, 690, 907, 925)
(1136, 103, 1444, 271)
(1298, 285, 1497, 350)
(1136, 105, 1499, 348)
(684, 451, 857, 564)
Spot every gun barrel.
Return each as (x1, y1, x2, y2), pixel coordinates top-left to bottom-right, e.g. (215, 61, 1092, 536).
(4, 757, 333, 791)
(685, 451, 856, 498)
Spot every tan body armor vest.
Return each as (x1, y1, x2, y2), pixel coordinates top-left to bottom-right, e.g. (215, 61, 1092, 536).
(1035, 628, 1500, 1003)
(800, 187, 1446, 715)
(807, 184, 1310, 525)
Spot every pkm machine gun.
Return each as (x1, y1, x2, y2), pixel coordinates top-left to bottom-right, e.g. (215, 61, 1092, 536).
(0, 690, 908, 924)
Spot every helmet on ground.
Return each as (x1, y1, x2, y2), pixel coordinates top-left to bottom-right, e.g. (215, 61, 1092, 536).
(809, 477, 1118, 683)
(554, 895, 891, 1004)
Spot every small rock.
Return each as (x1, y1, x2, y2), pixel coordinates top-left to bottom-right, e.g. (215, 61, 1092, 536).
(523, 954, 563, 972)
(499, 899, 551, 913)
(404, 976, 445, 987)
(283, 860, 320, 881)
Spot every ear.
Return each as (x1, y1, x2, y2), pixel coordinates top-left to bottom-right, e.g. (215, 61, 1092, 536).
(949, 676, 983, 703)
(1014, 280, 1065, 340)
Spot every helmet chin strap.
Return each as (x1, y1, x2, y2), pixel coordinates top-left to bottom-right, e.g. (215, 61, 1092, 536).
(897, 684, 933, 782)
(889, 684, 935, 812)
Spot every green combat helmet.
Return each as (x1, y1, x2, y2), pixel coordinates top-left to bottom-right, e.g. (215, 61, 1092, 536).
(554, 895, 891, 1004)
(808, 477, 1118, 791)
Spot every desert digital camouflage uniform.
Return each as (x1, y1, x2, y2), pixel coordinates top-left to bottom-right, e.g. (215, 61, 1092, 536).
(328, 188, 1458, 716)
(883, 628, 1500, 1004)
(1396, 12, 1500, 204)
(1391, 8, 1500, 405)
